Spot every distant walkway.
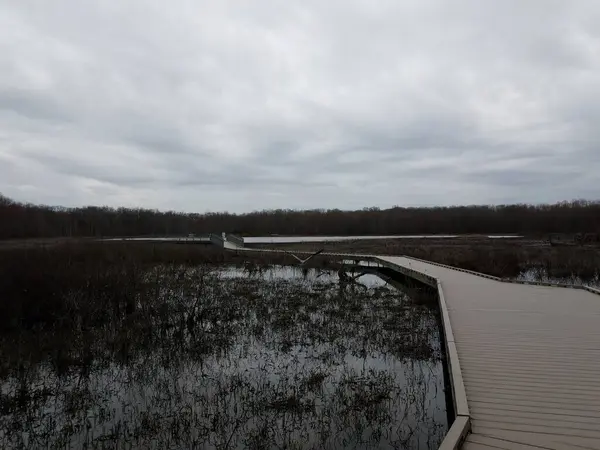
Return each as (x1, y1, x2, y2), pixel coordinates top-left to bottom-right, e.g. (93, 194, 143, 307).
(219, 238, 600, 449)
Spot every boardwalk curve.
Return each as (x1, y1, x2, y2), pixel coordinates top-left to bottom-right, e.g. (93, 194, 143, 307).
(210, 238, 600, 449)
(378, 256, 600, 450)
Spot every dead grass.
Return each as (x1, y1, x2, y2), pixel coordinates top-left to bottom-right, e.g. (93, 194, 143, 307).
(0, 245, 448, 449)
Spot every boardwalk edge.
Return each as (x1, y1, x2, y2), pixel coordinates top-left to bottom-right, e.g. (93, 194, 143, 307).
(583, 286, 600, 296)
(375, 259, 472, 449)
(406, 255, 502, 281)
(405, 255, 600, 293)
(438, 416, 470, 450)
(437, 281, 470, 417)
(438, 279, 471, 449)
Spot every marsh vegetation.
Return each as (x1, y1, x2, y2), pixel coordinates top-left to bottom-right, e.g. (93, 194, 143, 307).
(0, 245, 447, 449)
(269, 237, 600, 285)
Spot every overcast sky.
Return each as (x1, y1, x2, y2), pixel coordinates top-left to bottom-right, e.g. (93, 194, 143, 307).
(1, 1, 599, 212)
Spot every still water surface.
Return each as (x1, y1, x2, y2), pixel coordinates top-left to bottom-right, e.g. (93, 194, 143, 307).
(0, 266, 448, 449)
(113, 234, 522, 243)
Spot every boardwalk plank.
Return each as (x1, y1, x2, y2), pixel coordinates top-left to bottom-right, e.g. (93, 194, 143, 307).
(377, 256, 600, 449)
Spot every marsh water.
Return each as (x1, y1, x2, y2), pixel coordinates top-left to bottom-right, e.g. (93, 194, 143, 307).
(115, 235, 523, 244)
(243, 235, 522, 244)
(0, 265, 448, 449)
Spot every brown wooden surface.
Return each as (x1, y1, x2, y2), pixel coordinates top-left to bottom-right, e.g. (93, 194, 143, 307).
(380, 256, 600, 450)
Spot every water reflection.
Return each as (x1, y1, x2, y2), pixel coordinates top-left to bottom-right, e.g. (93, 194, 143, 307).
(0, 266, 447, 449)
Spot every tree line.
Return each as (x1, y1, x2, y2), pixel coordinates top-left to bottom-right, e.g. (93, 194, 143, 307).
(1, 194, 599, 239)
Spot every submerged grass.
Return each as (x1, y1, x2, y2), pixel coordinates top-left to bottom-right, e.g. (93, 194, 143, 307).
(0, 245, 447, 449)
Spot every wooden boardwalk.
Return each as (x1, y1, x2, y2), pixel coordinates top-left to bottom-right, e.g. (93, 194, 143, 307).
(213, 237, 600, 449)
(377, 256, 600, 450)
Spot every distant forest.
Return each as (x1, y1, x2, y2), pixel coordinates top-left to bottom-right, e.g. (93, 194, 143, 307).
(1, 194, 599, 239)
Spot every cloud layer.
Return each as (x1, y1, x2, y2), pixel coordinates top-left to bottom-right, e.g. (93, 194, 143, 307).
(1, 0, 599, 212)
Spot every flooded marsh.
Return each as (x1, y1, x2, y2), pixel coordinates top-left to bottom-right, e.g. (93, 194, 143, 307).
(1, 261, 448, 449)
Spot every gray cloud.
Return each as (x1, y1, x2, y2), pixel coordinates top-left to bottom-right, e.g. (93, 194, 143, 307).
(1, 0, 599, 212)
(0, 89, 75, 123)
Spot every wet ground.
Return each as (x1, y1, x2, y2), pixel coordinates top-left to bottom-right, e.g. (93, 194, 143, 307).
(0, 265, 448, 449)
